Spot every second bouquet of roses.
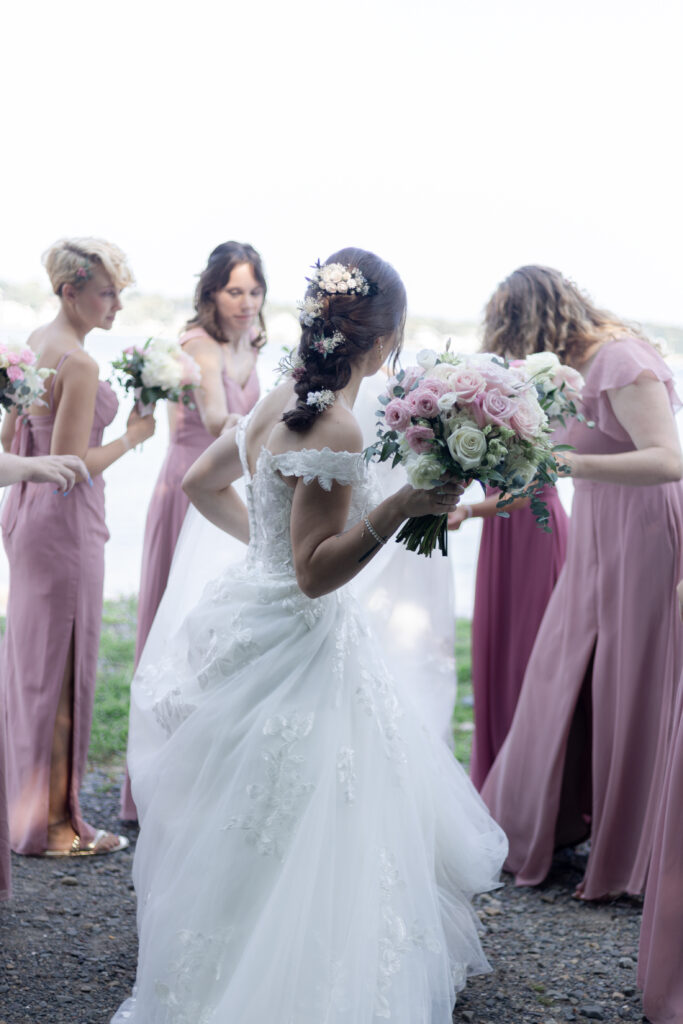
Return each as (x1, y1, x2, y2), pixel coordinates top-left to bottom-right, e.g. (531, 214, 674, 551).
(0, 339, 53, 413)
(111, 337, 201, 409)
(366, 347, 579, 556)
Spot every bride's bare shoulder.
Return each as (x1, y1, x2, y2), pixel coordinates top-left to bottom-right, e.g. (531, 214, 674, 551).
(267, 400, 363, 458)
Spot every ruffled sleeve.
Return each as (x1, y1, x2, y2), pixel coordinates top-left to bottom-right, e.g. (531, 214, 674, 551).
(581, 336, 681, 441)
(270, 447, 367, 491)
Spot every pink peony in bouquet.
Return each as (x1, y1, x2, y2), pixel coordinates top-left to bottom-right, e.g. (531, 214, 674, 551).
(111, 337, 201, 409)
(0, 339, 53, 413)
(366, 346, 581, 556)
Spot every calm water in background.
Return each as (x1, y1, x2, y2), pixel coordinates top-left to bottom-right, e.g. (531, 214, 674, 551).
(0, 327, 679, 618)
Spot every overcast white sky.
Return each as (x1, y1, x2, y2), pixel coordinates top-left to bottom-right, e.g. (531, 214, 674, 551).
(2, 0, 682, 324)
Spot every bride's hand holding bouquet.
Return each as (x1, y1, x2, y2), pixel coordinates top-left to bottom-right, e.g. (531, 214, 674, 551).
(366, 346, 582, 556)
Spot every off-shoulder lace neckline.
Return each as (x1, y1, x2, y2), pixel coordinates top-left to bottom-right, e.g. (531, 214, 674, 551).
(256, 446, 366, 492)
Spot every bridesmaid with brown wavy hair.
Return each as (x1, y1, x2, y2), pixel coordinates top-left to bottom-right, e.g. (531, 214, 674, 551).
(1, 238, 155, 858)
(480, 266, 683, 901)
(119, 241, 265, 820)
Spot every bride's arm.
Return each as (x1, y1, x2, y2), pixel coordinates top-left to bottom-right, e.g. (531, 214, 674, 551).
(182, 425, 250, 543)
(290, 420, 462, 599)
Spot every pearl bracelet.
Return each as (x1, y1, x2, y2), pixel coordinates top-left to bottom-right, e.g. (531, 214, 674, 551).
(363, 515, 386, 546)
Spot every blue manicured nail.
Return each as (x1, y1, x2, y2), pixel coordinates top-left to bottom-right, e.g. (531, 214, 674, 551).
(87, 474, 93, 487)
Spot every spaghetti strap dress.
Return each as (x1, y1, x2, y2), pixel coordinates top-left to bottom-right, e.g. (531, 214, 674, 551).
(119, 327, 259, 819)
(481, 337, 683, 900)
(0, 353, 118, 853)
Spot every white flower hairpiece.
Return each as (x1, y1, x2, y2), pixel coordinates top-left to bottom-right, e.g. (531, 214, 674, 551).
(310, 262, 371, 297)
(306, 389, 336, 412)
(312, 330, 345, 357)
(297, 260, 374, 325)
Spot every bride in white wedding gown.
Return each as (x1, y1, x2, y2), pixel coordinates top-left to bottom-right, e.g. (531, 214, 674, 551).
(113, 249, 506, 1024)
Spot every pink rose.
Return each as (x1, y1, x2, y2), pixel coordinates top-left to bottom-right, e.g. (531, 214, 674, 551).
(7, 365, 24, 382)
(384, 397, 413, 431)
(405, 425, 435, 453)
(20, 349, 35, 365)
(407, 388, 440, 419)
(477, 359, 516, 394)
(420, 377, 451, 398)
(395, 366, 423, 393)
(553, 363, 584, 397)
(480, 387, 515, 427)
(510, 393, 547, 441)
(7, 352, 21, 366)
(448, 366, 487, 403)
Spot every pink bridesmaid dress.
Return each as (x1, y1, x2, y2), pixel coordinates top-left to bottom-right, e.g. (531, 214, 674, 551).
(119, 326, 260, 819)
(469, 485, 568, 791)
(0, 697, 9, 897)
(638, 667, 683, 1023)
(0, 354, 118, 854)
(481, 337, 683, 900)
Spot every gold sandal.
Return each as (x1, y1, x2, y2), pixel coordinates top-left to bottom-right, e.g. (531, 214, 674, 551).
(42, 829, 129, 857)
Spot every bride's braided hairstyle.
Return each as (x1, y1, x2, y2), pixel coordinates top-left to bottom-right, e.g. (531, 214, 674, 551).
(283, 247, 407, 432)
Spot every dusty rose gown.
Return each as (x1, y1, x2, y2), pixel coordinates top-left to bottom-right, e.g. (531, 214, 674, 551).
(638, 665, 683, 1023)
(481, 337, 683, 900)
(469, 485, 568, 791)
(0, 354, 118, 854)
(0, 696, 9, 897)
(119, 327, 260, 819)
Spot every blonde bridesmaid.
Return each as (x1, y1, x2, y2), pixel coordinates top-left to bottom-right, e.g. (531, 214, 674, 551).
(1, 238, 154, 857)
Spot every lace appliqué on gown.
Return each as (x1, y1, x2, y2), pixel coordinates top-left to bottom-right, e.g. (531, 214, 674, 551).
(222, 711, 315, 859)
(154, 927, 233, 1024)
(375, 849, 442, 1019)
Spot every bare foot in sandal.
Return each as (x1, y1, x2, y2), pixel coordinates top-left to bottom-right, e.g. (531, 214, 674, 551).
(44, 822, 129, 857)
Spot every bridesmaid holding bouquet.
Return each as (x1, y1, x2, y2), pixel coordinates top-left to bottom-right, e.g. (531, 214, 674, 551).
(480, 265, 683, 901)
(119, 241, 265, 820)
(0, 238, 155, 858)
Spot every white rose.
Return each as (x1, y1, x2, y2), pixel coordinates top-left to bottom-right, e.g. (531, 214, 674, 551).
(404, 453, 445, 490)
(437, 392, 459, 412)
(425, 363, 457, 381)
(524, 351, 561, 378)
(326, 265, 343, 283)
(336, 280, 348, 292)
(416, 349, 438, 371)
(447, 424, 487, 471)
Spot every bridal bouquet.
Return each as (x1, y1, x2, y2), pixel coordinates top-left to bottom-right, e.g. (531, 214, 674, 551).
(366, 348, 571, 556)
(111, 337, 201, 409)
(0, 340, 53, 413)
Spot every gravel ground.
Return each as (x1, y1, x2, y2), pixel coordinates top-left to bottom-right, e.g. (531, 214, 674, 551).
(0, 770, 646, 1024)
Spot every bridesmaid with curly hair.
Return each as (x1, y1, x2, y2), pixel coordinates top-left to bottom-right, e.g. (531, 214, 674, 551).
(1, 238, 155, 857)
(119, 241, 266, 820)
(480, 266, 683, 901)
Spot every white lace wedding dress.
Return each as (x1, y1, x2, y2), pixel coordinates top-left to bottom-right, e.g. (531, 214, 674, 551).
(112, 420, 507, 1024)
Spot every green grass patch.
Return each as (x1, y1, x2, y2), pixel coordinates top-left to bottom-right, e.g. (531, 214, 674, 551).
(89, 596, 137, 769)
(453, 618, 474, 766)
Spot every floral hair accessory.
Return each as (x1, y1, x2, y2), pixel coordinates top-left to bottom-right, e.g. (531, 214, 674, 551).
(75, 258, 92, 282)
(312, 330, 345, 357)
(277, 347, 306, 381)
(309, 261, 372, 297)
(306, 389, 336, 412)
(297, 260, 377, 326)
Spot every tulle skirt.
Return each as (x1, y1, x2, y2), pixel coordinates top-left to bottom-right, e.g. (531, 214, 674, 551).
(113, 562, 507, 1023)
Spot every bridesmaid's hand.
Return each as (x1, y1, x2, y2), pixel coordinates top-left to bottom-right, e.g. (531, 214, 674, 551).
(556, 450, 577, 477)
(25, 454, 90, 493)
(125, 406, 156, 448)
(447, 507, 469, 531)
